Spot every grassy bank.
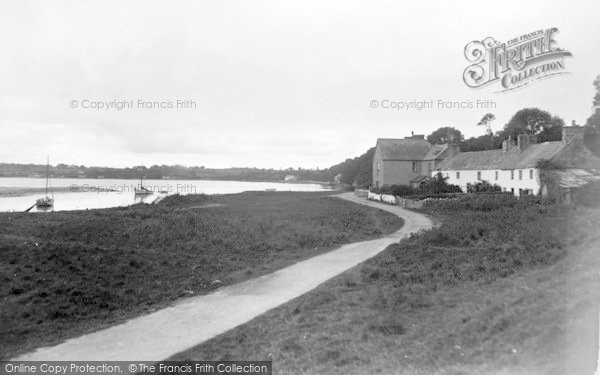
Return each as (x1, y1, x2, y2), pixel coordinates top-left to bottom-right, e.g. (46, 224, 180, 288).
(0, 191, 403, 359)
(170, 195, 600, 374)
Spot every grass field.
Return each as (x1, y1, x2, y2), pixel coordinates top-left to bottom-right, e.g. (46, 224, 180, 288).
(169, 195, 600, 374)
(0, 191, 403, 359)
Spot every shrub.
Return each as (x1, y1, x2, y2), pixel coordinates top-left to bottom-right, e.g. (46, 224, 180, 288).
(466, 179, 502, 193)
(417, 172, 462, 194)
(422, 193, 520, 211)
(390, 185, 416, 196)
(371, 173, 462, 197)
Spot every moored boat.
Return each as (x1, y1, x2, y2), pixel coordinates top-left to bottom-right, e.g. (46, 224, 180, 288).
(35, 156, 54, 208)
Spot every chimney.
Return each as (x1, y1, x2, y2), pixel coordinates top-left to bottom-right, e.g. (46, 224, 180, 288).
(446, 143, 460, 157)
(562, 121, 585, 145)
(405, 134, 425, 140)
(517, 134, 531, 151)
(502, 136, 515, 152)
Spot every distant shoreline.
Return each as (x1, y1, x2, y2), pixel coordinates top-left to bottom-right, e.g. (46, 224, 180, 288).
(0, 176, 333, 185)
(0, 186, 117, 198)
(0, 180, 336, 198)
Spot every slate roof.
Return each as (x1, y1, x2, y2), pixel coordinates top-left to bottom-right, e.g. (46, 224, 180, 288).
(422, 144, 448, 161)
(376, 138, 433, 161)
(436, 141, 600, 171)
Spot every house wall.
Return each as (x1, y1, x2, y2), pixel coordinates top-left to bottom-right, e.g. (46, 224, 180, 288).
(381, 160, 421, 186)
(435, 168, 541, 196)
(372, 147, 383, 188)
(420, 160, 435, 176)
(372, 145, 424, 187)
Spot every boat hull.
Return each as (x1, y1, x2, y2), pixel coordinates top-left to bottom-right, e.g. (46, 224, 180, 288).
(35, 197, 54, 207)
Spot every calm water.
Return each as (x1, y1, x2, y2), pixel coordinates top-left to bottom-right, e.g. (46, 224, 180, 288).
(0, 177, 332, 212)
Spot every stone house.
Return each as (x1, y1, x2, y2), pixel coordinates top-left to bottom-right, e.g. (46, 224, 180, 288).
(372, 134, 459, 189)
(433, 125, 600, 197)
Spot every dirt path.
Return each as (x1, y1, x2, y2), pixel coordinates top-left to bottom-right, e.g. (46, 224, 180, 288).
(14, 193, 432, 361)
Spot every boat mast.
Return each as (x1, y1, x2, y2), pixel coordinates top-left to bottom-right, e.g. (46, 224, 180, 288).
(45, 156, 49, 196)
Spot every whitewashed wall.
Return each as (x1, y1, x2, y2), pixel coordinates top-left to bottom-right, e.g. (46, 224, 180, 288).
(367, 191, 397, 204)
(434, 168, 541, 196)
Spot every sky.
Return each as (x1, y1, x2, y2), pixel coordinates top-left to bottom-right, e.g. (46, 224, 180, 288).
(1, 0, 599, 169)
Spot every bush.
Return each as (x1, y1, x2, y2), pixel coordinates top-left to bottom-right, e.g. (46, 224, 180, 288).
(417, 172, 462, 194)
(422, 193, 522, 211)
(390, 185, 416, 196)
(466, 180, 502, 193)
(371, 173, 462, 197)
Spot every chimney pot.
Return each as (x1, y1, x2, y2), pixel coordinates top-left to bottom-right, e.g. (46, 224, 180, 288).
(502, 138, 515, 152)
(517, 134, 530, 151)
(562, 125, 584, 145)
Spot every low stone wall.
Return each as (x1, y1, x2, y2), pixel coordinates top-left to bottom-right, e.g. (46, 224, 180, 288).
(367, 191, 423, 208)
(396, 196, 424, 209)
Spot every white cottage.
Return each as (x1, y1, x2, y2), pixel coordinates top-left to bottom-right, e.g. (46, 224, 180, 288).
(433, 125, 600, 197)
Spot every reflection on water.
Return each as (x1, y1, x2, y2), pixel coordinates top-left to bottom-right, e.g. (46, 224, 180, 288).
(0, 178, 332, 212)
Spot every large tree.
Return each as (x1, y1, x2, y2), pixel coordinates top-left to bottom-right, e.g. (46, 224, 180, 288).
(500, 108, 564, 142)
(584, 74, 600, 156)
(477, 113, 495, 135)
(426, 126, 463, 145)
(329, 147, 375, 187)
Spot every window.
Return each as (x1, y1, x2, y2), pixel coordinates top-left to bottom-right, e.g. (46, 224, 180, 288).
(519, 170, 523, 180)
(511, 170, 514, 180)
(511, 188, 514, 194)
(530, 169, 534, 179)
(428, 162, 432, 172)
(477, 171, 481, 180)
(456, 171, 460, 179)
(495, 171, 498, 181)
(412, 162, 417, 173)
(376, 162, 380, 171)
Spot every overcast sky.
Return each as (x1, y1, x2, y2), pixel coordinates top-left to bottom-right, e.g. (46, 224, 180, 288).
(1, 0, 599, 169)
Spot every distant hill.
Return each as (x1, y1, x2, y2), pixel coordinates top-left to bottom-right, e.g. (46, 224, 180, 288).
(0, 149, 375, 187)
(328, 147, 374, 188)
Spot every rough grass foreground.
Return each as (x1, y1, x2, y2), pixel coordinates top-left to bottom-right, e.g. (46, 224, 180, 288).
(171, 195, 600, 375)
(0, 191, 402, 359)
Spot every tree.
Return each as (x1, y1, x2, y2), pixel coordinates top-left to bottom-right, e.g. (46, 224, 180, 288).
(501, 108, 564, 142)
(584, 74, 600, 156)
(418, 172, 462, 194)
(329, 147, 375, 187)
(477, 113, 495, 135)
(460, 134, 502, 152)
(426, 127, 463, 144)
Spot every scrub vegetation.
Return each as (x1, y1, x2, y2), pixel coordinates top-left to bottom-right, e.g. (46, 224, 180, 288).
(0, 191, 402, 359)
(171, 195, 599, 375)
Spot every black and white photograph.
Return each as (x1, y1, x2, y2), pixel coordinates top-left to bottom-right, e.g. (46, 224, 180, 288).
(1, 1, 599, 374)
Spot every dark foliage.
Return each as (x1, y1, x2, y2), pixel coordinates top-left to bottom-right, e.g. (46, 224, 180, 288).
(466, 180, 502, 193)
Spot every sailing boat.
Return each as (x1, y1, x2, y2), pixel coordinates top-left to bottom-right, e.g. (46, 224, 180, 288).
(35, 156, 54, 207)
(134, 173, 152, 195)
